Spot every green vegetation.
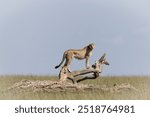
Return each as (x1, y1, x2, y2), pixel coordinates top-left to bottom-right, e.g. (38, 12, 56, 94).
(0, 75, 150, 100)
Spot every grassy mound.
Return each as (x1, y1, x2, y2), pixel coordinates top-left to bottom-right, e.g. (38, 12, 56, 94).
(0, 75, 150, 99)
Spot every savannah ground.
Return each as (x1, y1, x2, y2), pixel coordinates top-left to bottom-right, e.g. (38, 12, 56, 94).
(0, 75, 150, 100)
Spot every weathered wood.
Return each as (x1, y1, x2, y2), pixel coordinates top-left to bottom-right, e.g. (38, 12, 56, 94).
(58, 54, 109, 84)
(68, 68, 99, 77)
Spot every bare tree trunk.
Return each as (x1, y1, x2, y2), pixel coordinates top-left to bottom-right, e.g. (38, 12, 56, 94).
(58, 59, 101, 84)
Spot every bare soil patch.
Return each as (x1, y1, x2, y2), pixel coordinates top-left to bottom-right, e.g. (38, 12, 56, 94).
(7, 80, 138, 93)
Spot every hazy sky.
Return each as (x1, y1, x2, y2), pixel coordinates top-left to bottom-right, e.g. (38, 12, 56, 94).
(0, 0, 150, 76)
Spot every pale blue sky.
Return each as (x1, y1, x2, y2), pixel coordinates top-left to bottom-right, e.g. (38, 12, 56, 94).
(0, 0, 150, 76)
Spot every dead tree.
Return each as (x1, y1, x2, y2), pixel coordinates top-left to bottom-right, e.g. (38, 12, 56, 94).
(58, 53, 109, 84)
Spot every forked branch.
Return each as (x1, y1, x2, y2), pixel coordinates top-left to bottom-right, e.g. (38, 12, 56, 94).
(58, 53, 109, 84)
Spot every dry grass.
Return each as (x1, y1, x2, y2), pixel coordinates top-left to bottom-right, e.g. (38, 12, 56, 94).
(0, 75, 150, 100)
